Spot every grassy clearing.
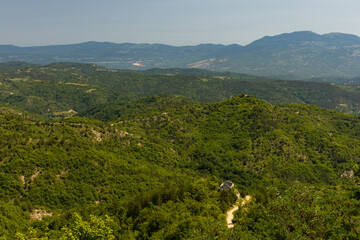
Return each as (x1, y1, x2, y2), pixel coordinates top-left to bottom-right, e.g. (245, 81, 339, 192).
(64, 82, 89, 86)
(52, 109, 78, 118)
(7, 78, 30, 81)
(86, 88, 97, 93)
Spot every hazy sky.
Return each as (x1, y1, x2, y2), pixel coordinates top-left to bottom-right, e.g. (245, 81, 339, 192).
(1, 0, 359, 46)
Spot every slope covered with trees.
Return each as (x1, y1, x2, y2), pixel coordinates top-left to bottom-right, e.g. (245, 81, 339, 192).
(2, 62, 360, 119)
(1, 94, 360, 238)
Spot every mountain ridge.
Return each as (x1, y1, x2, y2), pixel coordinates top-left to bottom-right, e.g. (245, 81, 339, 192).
(2, 31, 360, 79)
(5, 31, 360, 49)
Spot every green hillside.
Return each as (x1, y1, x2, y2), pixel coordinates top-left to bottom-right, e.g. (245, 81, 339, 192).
(1, 95, 360, 238)
(2, 62, 360, 119)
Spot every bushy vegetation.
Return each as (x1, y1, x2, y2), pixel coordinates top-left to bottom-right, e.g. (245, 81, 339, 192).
(2, 62, 360, 119)
(231, 184, 360, 239)
(1, 91, 360, 238)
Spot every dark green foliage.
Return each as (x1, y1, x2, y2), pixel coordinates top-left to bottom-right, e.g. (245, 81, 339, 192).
(2, 62, 360, 120)
(1, 83, 360, 238)
(231, 184, 360, 239)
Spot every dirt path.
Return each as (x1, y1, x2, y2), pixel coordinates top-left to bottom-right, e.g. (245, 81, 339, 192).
(226, 193, 251, 228)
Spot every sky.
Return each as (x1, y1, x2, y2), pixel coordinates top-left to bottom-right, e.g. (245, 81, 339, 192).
(1, 0, 360, 46)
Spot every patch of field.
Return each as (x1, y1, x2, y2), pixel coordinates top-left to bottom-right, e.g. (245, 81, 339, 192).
(26, 96, 43, 104)
(86, 88, 97, 93)
(0, 107, 23, 115)
(52, 109, 78, 118)
(132, 62, 144, 67)
(188, 58, 216, 68)
(7, 77, 30, 81)
(64, 82, 89, 86)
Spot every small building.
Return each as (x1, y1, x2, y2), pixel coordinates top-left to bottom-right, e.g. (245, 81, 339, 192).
(219, 180, 234, 191)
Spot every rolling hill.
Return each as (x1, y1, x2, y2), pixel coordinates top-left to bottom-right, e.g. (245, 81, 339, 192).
(1, 94, 360, 238)
(1, 62, 360, 119)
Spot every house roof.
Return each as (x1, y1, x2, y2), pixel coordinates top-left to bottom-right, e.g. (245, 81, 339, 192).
(219, 180, 234, 190)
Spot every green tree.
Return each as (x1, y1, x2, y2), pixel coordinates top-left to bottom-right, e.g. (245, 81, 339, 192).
(60, 213, 115, 240)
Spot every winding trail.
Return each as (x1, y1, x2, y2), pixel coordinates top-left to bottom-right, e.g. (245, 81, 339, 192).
(226, 191, 251, 228)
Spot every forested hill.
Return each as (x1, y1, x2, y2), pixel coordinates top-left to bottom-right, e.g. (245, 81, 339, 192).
(2, 94, 360, 238)
(2, 62, 360, 119)
(2, 31, 360, 79)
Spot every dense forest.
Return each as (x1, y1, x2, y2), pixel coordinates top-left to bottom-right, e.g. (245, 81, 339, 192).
(1, 62, 360, 120)
(1, 62, 360, 238)
(1, 93, 360, 238)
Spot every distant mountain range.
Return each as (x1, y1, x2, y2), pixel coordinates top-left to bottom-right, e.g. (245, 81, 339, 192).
(2, 31, 360, 79)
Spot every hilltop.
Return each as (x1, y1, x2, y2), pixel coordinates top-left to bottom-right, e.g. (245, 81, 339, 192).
(1, 94, 360, 238)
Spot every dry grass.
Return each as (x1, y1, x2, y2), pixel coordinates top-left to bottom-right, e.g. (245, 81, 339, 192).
(64, 82, 89, 86)
(85, 88, 97, 93)
(30, 209, 53, 221)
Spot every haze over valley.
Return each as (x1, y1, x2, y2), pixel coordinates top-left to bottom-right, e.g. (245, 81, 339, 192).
(3, 31, 360, 80)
